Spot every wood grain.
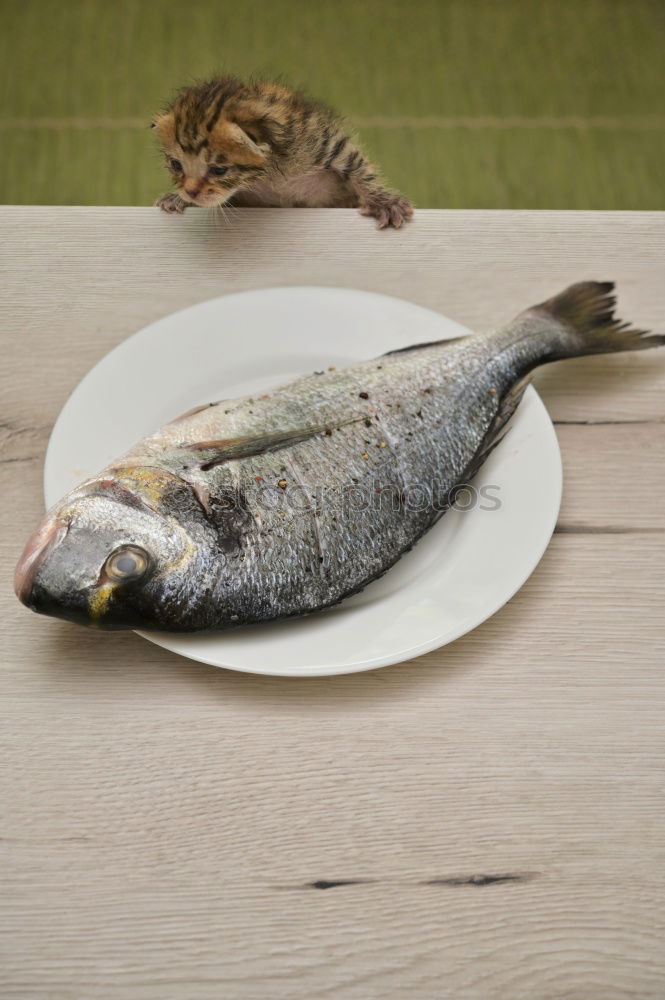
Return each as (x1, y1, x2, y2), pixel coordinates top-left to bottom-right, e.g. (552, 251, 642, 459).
(1, 208, 664, 999)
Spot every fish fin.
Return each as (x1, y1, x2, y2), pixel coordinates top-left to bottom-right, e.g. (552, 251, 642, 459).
(454, 375, 531, 487)
(187, 420, 360, 469)
(188, 429, 319, 467)
(460, 430, 509, 485)
(383, 335, 468, 356)
(483, 375, 531, 446)
(429, 428, 511, 524)
(528, 281, 665, 357)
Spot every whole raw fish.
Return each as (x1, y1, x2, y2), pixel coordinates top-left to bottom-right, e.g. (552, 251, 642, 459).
(15, 282, 663, 631)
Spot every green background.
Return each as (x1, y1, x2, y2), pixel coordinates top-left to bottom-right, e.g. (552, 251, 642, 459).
(2, 0, 663, 209)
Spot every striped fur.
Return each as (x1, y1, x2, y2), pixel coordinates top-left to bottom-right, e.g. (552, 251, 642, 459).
(153, 76, 413, 228)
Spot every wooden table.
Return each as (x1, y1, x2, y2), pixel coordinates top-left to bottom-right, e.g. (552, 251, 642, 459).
(2, 208, 664, 1000)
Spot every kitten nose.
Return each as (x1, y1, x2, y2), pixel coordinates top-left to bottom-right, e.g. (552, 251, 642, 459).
(184, 186, 199, 199)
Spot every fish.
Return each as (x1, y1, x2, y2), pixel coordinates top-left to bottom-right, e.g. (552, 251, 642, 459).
(15, 281, 664, 632)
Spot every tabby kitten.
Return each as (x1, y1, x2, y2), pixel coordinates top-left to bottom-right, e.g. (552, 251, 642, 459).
(153, 77, 413, 229)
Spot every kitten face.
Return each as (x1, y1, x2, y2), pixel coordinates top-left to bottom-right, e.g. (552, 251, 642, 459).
(154, 113, 269, 207)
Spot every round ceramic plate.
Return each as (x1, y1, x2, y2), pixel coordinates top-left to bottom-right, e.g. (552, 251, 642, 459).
(45, 287, 562, 677)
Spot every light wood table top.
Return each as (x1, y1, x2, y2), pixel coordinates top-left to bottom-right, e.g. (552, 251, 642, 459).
(2, 207, 664, 1000)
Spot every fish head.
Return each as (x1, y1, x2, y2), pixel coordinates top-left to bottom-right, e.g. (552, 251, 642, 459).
(15, 467, 218, 630)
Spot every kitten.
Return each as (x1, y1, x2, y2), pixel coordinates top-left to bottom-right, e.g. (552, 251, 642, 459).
(152, 76, 413, 229)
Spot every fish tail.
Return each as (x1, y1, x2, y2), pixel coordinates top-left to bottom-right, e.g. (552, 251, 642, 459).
(525, 281, 664, 360)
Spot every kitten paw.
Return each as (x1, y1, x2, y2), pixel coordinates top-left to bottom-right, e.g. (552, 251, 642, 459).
(156, 193, 189, 214)
(359, 194, 413, 230)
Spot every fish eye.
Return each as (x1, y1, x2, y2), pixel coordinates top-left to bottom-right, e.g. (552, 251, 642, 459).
(209, 165, 229, 177)
(169, 158, 183, 172)
(104, 546, 150, 583)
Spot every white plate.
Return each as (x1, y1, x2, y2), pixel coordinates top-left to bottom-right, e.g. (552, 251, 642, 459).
(45, 287, 562, 677)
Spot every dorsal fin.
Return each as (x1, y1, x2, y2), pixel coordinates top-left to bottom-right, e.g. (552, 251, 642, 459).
(383, 335, 468, 357)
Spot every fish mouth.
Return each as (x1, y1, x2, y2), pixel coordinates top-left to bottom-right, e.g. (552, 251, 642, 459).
(14, 515, 70, 609)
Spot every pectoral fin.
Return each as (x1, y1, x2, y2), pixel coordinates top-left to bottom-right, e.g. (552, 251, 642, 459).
(188, 419, 362, 470)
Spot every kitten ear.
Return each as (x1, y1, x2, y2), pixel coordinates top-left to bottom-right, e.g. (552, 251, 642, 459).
(214, 120, 270, 166)
(235, 121, 270, 152)
(152, 112, 176, 144)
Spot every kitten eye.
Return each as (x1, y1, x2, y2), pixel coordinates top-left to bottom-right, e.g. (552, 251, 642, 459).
(209, 165, 229, 178)
(104, 546, 150, 583)
(169, 158, 183, 172)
